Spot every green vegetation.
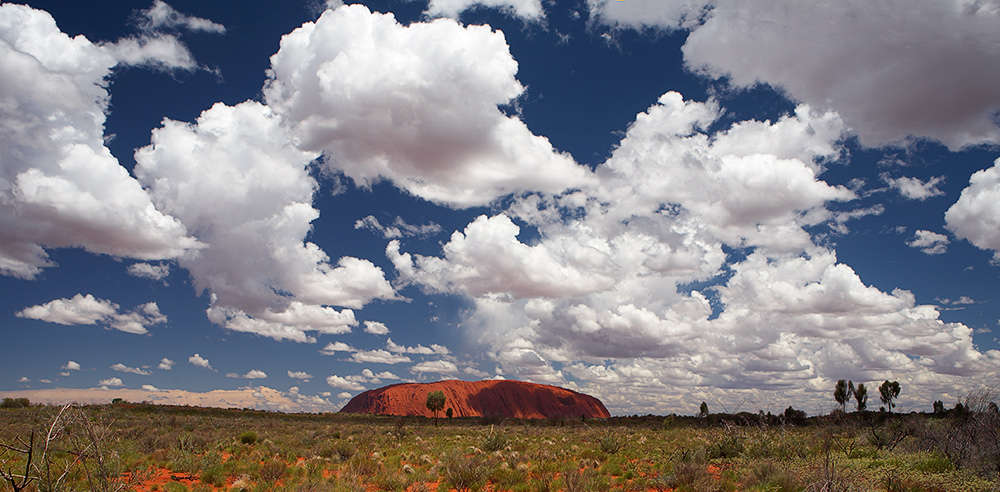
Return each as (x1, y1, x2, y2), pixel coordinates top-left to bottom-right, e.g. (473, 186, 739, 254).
(426, 390, 446, 426)
(881, 380, 902, 413)
(0, 398, 29, 409)
(1, 398, 1000, 491)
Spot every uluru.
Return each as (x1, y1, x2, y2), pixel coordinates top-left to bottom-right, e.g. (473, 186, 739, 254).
(340, 379, 610, 419)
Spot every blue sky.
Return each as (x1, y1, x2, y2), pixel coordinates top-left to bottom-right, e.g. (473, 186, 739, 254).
(2, 0, 1000, 416)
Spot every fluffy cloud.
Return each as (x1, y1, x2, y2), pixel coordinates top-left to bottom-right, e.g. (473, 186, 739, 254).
(135, 101, 395, 342)
(264, 5, 592, 207)
(946, 160, 1000, 261)
(16, 294, 167, 334)
(424, 0, 544, 20)
(410, 360, 459, 375)
(0, 4, 202, 279)
(386, 338, 449, 355)
(99, 377, 124, 387)
(391, 90, 999, 412)
(590, 0, 1000, 149)
(326, 375, 365, 391)
(320, 342, 355, 355)
(127, 262, 171, 281)
(188, 353, 214, 371)
(883, 175, 945, 201)
(363, 321, 390, 335)
(227, 369, 267, 379)
(288, 371, 313, 381)
(587, 0, 709, 30)
(348, 350, 412, 365)
(158, 358, 175, 370)
(100, 35, 199, 72)
(112, 363, 151, 376)
(908, 230, 950, 255)
(62, 361, 81, 371)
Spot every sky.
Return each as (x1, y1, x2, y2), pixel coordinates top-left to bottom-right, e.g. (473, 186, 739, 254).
(2, 0, 1000, 417)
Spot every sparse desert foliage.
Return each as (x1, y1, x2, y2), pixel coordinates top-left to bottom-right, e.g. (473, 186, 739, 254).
(1, 400, 999, 491)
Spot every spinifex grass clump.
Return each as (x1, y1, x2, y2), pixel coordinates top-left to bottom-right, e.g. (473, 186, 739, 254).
(238, 430, 258, 445)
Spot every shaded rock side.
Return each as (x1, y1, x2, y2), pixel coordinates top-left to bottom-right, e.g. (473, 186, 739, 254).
(340, 379, 610, 419)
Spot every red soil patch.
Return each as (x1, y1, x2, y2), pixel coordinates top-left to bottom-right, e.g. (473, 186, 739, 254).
(129, 468, 199, 492)
(341, 379, 610, 419)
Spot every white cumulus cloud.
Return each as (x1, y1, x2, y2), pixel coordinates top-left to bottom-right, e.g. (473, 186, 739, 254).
(127, 262, 171, 281)
(158, 358, 175, 370)
(16, 294, 167, 335)
(135, 101, 395, 342)
(99, 377, 124, 387)
(264, 5, 593, 208)
(946, 160, 1000, 261)
(410, 360, 459, 375)
(326, 375, 365, 391)
(591, 0, 1000, 149)
(227, 369, 267, 379)
(883, 175, 945, 201)
(111, 363, 151, 376)
(188, 353, 214, 371)
(363, 321, 390, 335)
(0, 4, 201, 279)
(389, 89, 999, 413)
(908, 230, 950, 255)
(288, 371, 313, 381)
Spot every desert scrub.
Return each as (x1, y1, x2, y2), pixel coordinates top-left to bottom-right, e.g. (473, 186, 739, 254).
(441, 451, 492, 491)
(593, 429, 626, 454)
(238, 430, 259, 445)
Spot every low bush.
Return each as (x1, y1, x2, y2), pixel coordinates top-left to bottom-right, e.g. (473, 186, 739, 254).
(238, 431, 258, 445)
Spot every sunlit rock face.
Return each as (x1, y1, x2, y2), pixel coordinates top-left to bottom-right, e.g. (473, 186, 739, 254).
(340, 379, 610, 419)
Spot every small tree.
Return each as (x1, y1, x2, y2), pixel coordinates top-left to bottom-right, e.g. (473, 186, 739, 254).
(446, 407, 454, 419)
(933, 400, 945, 414)
(426, 391, 446, 426)
(879, 380, 901, 413)
(698, 401, 709, 418)
(854, 383, 868, 412)
(834, 380, 850, 412)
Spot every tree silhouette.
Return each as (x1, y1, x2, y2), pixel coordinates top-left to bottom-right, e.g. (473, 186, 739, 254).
(854, 383, 867, 412)
(834, 380, 850, 412)
(426, 390, 446, 426)
(699, 401, 709, 418)
(879, 380, 901, 413)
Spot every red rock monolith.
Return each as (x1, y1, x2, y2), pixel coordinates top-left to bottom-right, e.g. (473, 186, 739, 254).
(340, 379, 610, 419)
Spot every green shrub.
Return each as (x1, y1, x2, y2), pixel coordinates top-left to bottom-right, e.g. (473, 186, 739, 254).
(238, 431, 258, 445)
